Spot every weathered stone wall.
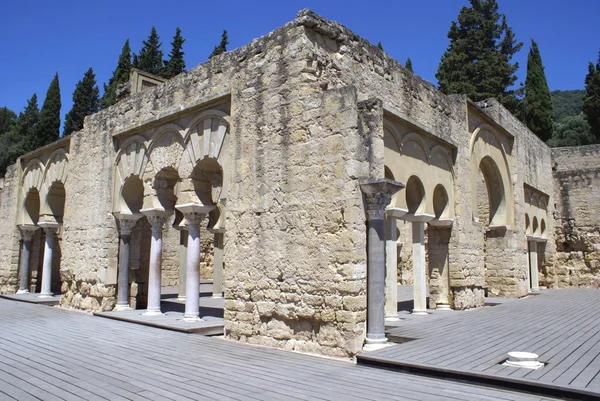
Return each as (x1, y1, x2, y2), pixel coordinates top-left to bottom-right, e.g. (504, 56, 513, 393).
(550, 145, 600, 287)
(0, 165, 22, 294)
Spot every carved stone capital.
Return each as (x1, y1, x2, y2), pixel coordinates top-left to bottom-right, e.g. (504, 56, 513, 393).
(140, 208, 172, 234)
(182, 213, 207, 232)
(38, 221, 60, 236)
(360, 178, 404, 221)
(18, 225, 38, 242)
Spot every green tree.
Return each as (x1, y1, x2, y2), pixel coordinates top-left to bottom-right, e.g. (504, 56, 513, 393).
(64, 68, 100, 136)
(102, 40, 133, 109)
(0, 107, 18, 175)
(405, 57, 413, 73)
(551, 90, 585, 122)
(0, 107, 17, 136)
(377, 41, 384, 51)
(37, 73, 61, 147)
(583, 51, 600, 141)
(134, 26, 164, 75)
(436, 0, 523, 114)
(549, 115, 593, 147)
(209, 30, 229, 59)
(521, 40, 553, 142)
(163, 27, 186, 79)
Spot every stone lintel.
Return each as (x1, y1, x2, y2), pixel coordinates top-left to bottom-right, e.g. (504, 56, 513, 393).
(429, 217, 454, 227)
(403, 213, 435, 223)
(37, 221, 60, 234)
(527, 235, 547, 243)
(360, 178, 405, 196)
(175, 203, 216, 216)
(113, 212, 143, 222)
(386, 207, 408, 219)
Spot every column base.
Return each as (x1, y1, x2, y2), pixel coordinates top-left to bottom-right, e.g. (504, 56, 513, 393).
(182, 315, 204, 322)
(37, 293, 54, 299)
(16, 289, 29, 294)
(412, 309, 429, 315)
(528, 289, 541, 295)
(385, 315, 400, 322)
(363, 337, 392, 352)
(211, 295, 223, 299)
(436, 304, 452, 311)
(142, 309, 163, 316)
(113, 304, 132, 312)
(177, 296, 186, 301)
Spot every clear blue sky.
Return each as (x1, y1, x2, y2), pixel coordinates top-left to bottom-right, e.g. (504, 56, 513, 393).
(1, 0, 599, 128)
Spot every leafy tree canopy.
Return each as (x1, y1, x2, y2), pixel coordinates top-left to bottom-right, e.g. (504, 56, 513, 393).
(436, 0, 523, 114)
(583, 51, 600, 142)
(209, 30, 229, 59)
(551, 90, 585, 122)
(163, 27, 186, 79)
(102, 40, 133, 109)
(134, 26, 164, 75)
(37, 73, 62, 147)
(64, 68, 100, 136)
(521, 39, 553, 141)
(549, 115, 593, 147)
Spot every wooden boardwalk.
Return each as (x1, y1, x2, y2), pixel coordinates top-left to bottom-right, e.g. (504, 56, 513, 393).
(0, 299, 558, 400)
(358, 288, 600, 399)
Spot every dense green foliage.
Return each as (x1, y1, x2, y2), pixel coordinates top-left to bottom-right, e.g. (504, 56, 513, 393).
(209, 30, 229, 58)
(436, 0, 522, 114)
(134, 26, 164, 76)
(549, 115, 593, 147)
(377, 41, 383, 51)
(551, 90, 585, 122)
(405, 58, 413, 73)
(0, 95, 39, 175)
(102, 40, 133, 109)
(583, 52, 600, 141)
(0, 107, 18, 175)
(163, 27, 186, 79)
(521, 40, 553, 141)
(64, 68, 100, 136)
(36, 73, 62, 148)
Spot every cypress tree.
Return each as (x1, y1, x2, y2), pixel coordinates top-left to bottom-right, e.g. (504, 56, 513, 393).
(209, 30, 229, 59)
(135, 26, 164, 75)
(37, 73, 61, 147)
(436, 0, 523, 114)
(102, 40, 133, 109)
(583, 51, 600, 142)
(405, 58, 413, 73)
(64, 68, 100, 136)
(377, 41, 384, 51)
(0, 107, 18, 175)
(19, 94, 40, 154)
(522, 39, 553, 142)
(0, 107, 17, 136)
(163, 27, 186, 79)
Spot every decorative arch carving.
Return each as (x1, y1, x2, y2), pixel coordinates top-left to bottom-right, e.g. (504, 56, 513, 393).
(147, 123, 186, 176)
(113, 136, 149, 213)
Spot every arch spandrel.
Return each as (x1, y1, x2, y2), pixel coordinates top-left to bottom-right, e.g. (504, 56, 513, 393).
(113, 136, 149, 214)
(147, 123, 186, 177)
(21, 159, 44, 194)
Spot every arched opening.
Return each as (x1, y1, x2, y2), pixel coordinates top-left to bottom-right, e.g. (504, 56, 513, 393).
(121, 176, 144, 214)
(525, 213, 531, 235)
(24, 189, 40, 225)
(405, 176, 425, 215)
(154, 167, 179, 211)
(433, 184, 449, 219)
(478, 156, 505, 226)
(47, 182, 66, 223)
(540, 219, 546, 238)
(532, 217, 539, 236)
(192, 158, 222, 205)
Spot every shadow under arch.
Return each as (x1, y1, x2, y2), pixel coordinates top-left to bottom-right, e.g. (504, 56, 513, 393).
(405, 175, 426, 215)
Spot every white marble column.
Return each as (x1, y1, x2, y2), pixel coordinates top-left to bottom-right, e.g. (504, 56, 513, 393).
(38, 222, 59, 298)
(177, 229, 188, 301)
(384, 208, 407, 321)
(17, 225, 38, 294)
(114, 214, 141, 311)
(176, 203, 215, 322)
(212, 230, 225, 298)
(360, 179, 404, 352)
(406, 214, 434, 315)
(141, 209, 171, 316)
(529, 239, 540, 294)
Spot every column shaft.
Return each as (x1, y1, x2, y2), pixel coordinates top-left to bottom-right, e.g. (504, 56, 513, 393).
(39, 230, 56, 297)
(212, 232, 224, 298)
(116, 233, 132, 308)
(384, 218, 398, 320)
(17, 238, 33, 294)
(529, 240, 540, 293)
(178, 231, 188, 300)
(145, 226, 164, 315)
(366, 216, 386, 341)
(185, 225, 202, 320)
(412, 221, 427, 314)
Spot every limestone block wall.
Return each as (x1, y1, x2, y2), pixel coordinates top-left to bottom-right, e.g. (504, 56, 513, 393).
(0, 165, 22, 294)
(551, 145, 600, 287)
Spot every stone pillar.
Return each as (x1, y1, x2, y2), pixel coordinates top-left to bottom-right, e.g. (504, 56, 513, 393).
(114, 214, 141, 311)
(140, 209, 171, 316)
(384, 208, 407, 321)
(212, 230, 225, 298)
(176, 203, 215, 322)
(529, 239, 540, 294)
(38, 222, 60, 298)
(406, 214, 434, 315)
(17, 225, 38, 294)
(360, 179, 404, 351)
(177, 229, 188, 301)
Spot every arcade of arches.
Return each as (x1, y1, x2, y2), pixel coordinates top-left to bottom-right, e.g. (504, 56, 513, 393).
(0, 10, 590, 358)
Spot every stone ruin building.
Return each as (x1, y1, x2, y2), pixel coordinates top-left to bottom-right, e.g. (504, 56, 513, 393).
(0, 10, 598, 358)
